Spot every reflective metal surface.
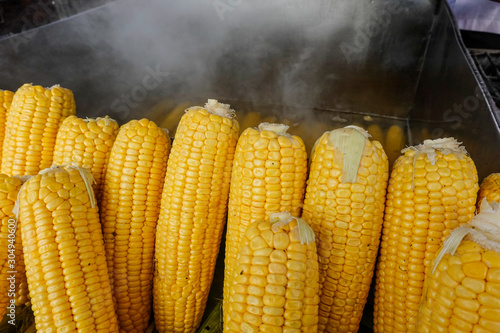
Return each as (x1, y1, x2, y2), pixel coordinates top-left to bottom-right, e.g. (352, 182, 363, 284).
(0, 0, 433, 122)
(409, 1, 500, 179)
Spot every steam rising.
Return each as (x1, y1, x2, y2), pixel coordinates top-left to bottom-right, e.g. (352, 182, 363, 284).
(0, 0, 432, 132)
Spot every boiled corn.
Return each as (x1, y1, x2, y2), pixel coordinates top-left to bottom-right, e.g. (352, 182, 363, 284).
(0, 174, 28, 318)
(225, 212, 319, 332)
(302, 125, 389, 332)
(477, 173, 500, 211)
(101, 118, 170, 332)
(223, 122, 308, 328)
(153, 99, 239, 333)
(53, 115, 119, 199)
(0, 90, 14, 165)
(19, 165, 118, 332)
(1, 84, 75, 176)
(417, 200, 500, 333)
(374, 138, 479, 333)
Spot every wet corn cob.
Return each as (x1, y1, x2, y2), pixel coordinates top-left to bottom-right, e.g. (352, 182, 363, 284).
(367, 124, 384, 143)
(223, 123, 308, 328)
(0, 174, 28, 318)
(153, 99, 239, 333)
(1, 84, 76, 176)
(239, 111, 262, 133)
(385, 124, 406, 166)
(417, 200, 500, 333)
(100, 118, 170, 333)
(53, 115, 119, 199)
(293, 120, 332, 155)
(225, 212, 319, 332)
(0, 90, 14, 165)
(374, 138, 479, 333)
(477, 173, 500, 210)
(159, 101, 191, 136)
(302, 126, 389, 332)
(19, 165, 118, 332)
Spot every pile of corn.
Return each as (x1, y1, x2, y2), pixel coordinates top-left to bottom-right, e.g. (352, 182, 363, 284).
(0, 83, 498, 333)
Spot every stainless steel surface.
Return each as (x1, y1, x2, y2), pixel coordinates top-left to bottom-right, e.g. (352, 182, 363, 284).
(409, 1, 500, 179)
(0, 0, 433, 122)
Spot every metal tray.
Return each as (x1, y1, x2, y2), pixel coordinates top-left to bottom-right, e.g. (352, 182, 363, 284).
(0, 0, 499, 331)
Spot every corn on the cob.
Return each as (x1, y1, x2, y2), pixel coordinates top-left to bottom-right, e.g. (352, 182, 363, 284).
(223, 122, 308, 328)
(367, 124, 384, 144)
(239, 111, 262, 133)
(100, 118, 170, 333)
(153, 99, 239, 333)
(293, 120, 332, 156)
(1, 84, 76, 176)
(417, 200, 500, 333)
(374, 138, 479, 333)
(53, 115, 119, 199)
(477, 173, 500, 210)
(421, 128, 432, 141)
(0, 174, 28, 318)
(19, 165, 118, 332)
(225, 212, 319, 332)
(0, 90, 14, 165)
(159, 101, 191, 136)
(385, 124, 406, 166)
(302, 125, 389, 332)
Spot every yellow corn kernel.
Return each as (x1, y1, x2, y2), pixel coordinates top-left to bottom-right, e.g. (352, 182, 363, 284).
(19, 165, 118, 332)
(154, 100, 239, 333)
(303, 126, 388, 333)
(367, 124, 384, 143)
(226, 214, 319, 332)
(159, 101, 191, 136)
(239, 111, 262, 133)
(0, 90, 14, 166)
(0, 175, 29, 317)
(375, 138, 478, 333)
(53, 115, 119, 200)
(2, 84, 76, 176)
(384, 124, 406, 166)
(223, 122, 307, 327)
(477, 173, 500, 211)
(100, 118, 170, 332)
(417, 233, 500, 332)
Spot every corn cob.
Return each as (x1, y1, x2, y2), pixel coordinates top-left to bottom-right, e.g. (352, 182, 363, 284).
(367, 124, 384, 143)
(293, 120, 332, 156)
(239, 111, 261, 133)
(417, 200, 500, 333)
(1, 84, 76, 176)
(159, 101, 191, 136)
(477, 173, 500, 210)
(0, 174, 28, 318)
(0, 90, 14, 165)
(53, 115, 119, 199)
(302, 125, 389, 332)
(18, 165, 118, 332)
(374, 138, 479, 333)
(100, 118, 170, 333)
(225, 212, 319, 332)
(421, 128, 432, 141)
(153, 99, 239, 333)
(385, 124, 406, 166)
(223, 122, 308, 328)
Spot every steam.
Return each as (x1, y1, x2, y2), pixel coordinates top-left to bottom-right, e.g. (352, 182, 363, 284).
(0, 0, 429, 150)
